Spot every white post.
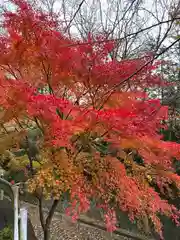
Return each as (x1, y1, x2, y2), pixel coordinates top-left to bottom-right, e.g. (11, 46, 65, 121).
(20, 208, 28, 240)
(12, 185, 19, 240)
(0, 189, 4, 200)
(0, 168, 4, 200)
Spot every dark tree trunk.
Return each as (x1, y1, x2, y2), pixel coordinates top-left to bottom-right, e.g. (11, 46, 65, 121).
(43, 227, 50, 240)
(37, 196, 59, 240)
(27, 218, 38, 240)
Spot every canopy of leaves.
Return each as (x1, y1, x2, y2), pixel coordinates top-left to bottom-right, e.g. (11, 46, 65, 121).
(0, 0, 180, 238)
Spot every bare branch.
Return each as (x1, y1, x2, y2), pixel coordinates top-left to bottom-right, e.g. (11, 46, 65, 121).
(64, 0, 86, 33)
(99, 37, 180, 108)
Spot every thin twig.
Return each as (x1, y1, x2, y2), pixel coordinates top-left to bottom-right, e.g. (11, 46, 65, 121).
(64, 0, 86, 33)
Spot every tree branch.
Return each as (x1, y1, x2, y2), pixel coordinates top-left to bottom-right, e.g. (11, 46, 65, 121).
(60, 17, 180, 49)
(45, 199, 59, 229)
(64, 0, 86, 33)
(99, 37, 180, 108)
(37, 194, 45, 230)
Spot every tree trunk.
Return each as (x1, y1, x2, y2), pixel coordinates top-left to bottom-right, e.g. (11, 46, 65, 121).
(37, 198, 59, 240)
(43, 227, 50, 240)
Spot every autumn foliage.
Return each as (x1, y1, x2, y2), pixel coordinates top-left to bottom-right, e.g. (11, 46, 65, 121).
(0, 0, 180, 238)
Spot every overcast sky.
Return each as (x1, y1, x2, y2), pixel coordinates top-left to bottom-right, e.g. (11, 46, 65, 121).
(0, 0, 177, 52)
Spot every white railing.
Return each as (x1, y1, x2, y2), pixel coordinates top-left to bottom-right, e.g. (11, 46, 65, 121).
(0, 177, 27, 240)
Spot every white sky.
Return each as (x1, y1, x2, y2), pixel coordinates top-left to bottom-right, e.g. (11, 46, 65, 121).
(0, 0, 177, 52)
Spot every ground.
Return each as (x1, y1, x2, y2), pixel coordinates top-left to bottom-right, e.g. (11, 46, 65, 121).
(21, 201, 132, 240)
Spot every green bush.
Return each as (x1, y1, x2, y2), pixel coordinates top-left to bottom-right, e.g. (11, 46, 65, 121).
(0, 225, 13, 240)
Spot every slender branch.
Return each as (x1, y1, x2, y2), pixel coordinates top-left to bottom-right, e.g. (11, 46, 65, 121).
(37, 194, 45, 230)
(73, 145, 83, 161)
(106, 0, 137, 38)
(64, 0, 86, 33)
(154, 17, 175, 52)
(34, 117, 44, 134)
(25, 136, 35, 176)
(45, 199, 59, 228)
(99, 37, 180, 109)
(1, 124, 9, 134)
(59, 17, 180, 49)
(114, 37, 180, 88)
(14, 117, 24, 130)
(41, 60, 54, 95)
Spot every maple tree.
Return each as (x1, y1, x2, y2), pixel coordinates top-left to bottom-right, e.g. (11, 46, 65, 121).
(0, 0, 180, 239)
